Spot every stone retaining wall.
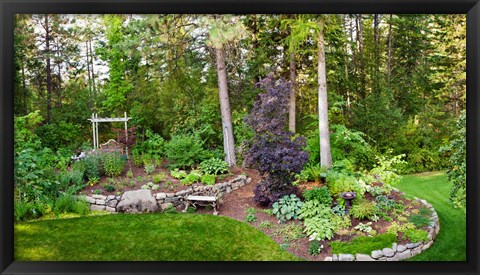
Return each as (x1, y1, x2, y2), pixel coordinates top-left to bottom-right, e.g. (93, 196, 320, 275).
(79, 175, 251, 213)
(324, 194, 440, 262)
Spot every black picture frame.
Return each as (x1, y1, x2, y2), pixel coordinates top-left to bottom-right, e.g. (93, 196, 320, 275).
(1, 1, 479, 274)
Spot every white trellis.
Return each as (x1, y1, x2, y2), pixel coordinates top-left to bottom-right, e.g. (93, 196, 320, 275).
(88, 112, 131, 154)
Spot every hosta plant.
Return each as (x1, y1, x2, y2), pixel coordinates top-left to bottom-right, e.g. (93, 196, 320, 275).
(199, 158, 229, 175)
(354, 222, 373, 233)
(298, 200, 332, 220)
(170, 169, 187, 179)
(303, 216, 335, 241)
(272, 194, 304, 222)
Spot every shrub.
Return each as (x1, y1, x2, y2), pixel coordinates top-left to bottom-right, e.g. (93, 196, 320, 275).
(80, 155, 101, 180)
(102, 152, 126, 177)
(69, 170, 85, 187)
(302, 187, 332, 206)
(200, 174, 216, 185)
(308, 241, 323, 256)
(14, 201, 46, 221)
(164, 134, 208, 169)
(326, 171, 365, 200)
(369, 152, 406, 187)
(199, 158, 229, 175)
(349, 199, 377, 220)
(272, 194, 304, 222)
(302, 163, 327, 183)
(244, 76, 309, 206)
(53, 194, 90, 216)
(330, 233, 397, 255)
(439, 110, 466, 208)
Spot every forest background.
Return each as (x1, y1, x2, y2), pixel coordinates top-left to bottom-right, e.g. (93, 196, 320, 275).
(13, 13, 465, 177)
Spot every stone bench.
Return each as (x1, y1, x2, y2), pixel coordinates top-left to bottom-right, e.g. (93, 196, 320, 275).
(183, 195, 219, 215)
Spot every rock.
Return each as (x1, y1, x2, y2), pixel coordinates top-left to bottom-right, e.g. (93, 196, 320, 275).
(422, 241, 433, 251)
(382, 248, 395, 257)
(411, 247, 422, 256)
(332, 254, 338, 261)
(107, 199, 118, 208)
(392, 243, 397, 252)
(156, 193, 166, 200)
(371, 250, 383, 259)
(115, 195, 122, 201)
(226, 186, 232, 193)
(166, 193, 175, 198)
(378, 257, 387, 261)
(246, 178, 252, 184)
(165, 197, 179, 203)
(105, 206, 116, 212)
(116, 189, 158, 213)
(406, 242, 421, 249)
(338, 254, 354, 261)
(90, 205, 105, 211)
(356, 254, 375, 261)
(107, 195, 115, 200)
(160, 202, 173, 211)
(238, 174, 247, 181)
(175, 190, 187, 197)
(83, 196, 95, 204)
(92, 194, 106, 200)
(324, 257, 333, 261)
(397, 245, 407, 252)
(394, 250, 411, 261)
(95, 199, 106, 205)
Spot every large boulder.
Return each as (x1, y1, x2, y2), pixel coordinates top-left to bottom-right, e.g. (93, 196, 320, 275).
(116, 190, 158, 213)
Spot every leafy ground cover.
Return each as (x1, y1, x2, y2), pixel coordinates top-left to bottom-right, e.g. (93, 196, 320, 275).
(396, 171, 466, 261)
(14, 213, 301, 261)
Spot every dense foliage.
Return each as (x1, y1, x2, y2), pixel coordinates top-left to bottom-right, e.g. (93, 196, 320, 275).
(244, 76, 309, 206)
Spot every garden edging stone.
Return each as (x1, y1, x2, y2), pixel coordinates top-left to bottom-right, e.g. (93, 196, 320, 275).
(79, 175, 251, 214)
(326, 196, 440, 262)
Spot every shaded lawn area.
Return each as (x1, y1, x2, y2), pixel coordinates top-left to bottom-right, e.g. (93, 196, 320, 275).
(15, 213, 301, 261)
(396, 171, 466, 261)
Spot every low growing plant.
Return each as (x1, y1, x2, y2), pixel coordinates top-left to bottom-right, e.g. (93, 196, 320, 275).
(199, 158, 229, 175)
(104, 184, 116, 192)
(153, 172, 167, 183)
(170, 169, 187, 179)
(331, 204, 347, 216)
(273, 223, 306, 242)
(302, 187, 332, 206)
(402, 228, 429, 243)
(102, 152, 126, 177)
(180, 170, 202, 186)
(308, 240, 323, 256)
(200, 174, 216, 185)
(303, 216, 335, 241)
(408, 214, 431, 228)
(259, 220, 273, 229)
(144, 163, 156, 175)
(330, 233, 397, 255)
(298, 200, 332, 220)
(354, 222, 373, 233)
(272, 194, 304, 222)
(349, 199, 377, 220)
(126, 169, 134, 178)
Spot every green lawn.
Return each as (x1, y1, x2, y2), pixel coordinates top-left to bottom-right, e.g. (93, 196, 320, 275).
(396, 171, 466, 261)
(15, 213, 301, 261)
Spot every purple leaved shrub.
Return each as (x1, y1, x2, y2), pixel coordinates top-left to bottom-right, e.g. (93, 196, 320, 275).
(244, 75, 309, 206)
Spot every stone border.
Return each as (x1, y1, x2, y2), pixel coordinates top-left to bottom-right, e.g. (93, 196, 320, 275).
(324, 194, 440, 261)
(79, 175, 252, 213)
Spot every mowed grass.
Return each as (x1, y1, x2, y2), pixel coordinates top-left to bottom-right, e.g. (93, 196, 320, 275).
(396, 171, 466, 261)
(15, 213, 301, 261)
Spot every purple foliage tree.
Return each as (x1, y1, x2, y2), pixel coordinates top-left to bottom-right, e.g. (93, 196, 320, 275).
(244, 75, 309, 206)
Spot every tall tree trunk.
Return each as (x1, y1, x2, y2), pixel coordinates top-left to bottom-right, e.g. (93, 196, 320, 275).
(57, 62, 62, 108)
(288, 52, 296, 133)
(387, 14, 393, 87)
(215, 46, 237, 166)
(45, 14, 52, 123)
(373, 14, 380, 94)
(349, 15, 358, 97)
(356, 14, 365, 98)
(86, 40, 93, 109)
(342, 15, 351, 115)
(89, 39, 97, 99)
(21, 62, 28, 114)
(317, 18, 332, 168)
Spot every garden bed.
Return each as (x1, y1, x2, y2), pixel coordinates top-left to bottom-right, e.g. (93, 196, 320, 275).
(77, 159, 243, 197)
(201, 168, 439, 261)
